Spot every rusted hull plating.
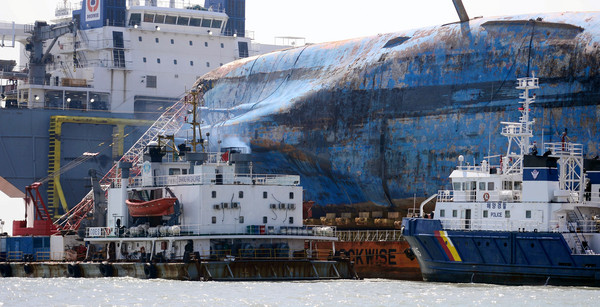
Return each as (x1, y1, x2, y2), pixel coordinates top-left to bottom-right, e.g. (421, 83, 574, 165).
(313, 240, 421, 280)
(195, 12, 600, 207)
(0, 260, 357, 280)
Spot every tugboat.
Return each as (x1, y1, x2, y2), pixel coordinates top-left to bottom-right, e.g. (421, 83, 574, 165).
(402, 75, 600, 286)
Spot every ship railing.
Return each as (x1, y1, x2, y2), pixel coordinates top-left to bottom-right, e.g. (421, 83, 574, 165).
(440, 218, 543, 232)
(335, 229, 404, 242)
(549, 219, 600, 233)
(117, 172, 301, 188)
(545, 142, 583, 157)
(86, 225, 337, 239)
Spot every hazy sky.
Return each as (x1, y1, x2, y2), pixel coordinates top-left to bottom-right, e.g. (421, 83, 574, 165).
(2, 0, 600, 53)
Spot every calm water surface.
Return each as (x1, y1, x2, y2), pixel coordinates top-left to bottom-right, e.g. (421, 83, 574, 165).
(1, 278, 599, 306)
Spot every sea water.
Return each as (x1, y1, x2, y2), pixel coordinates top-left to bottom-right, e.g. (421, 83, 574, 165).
(1, 278, 599, 306)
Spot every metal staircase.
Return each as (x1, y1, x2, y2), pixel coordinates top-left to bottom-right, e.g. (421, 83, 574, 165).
(54, 88, 204, 231)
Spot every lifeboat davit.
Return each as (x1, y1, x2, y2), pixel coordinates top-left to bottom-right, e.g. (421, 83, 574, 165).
(126, 197, 177, 217)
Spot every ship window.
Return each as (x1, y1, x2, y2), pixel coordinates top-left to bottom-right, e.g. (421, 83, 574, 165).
(439, 209, 445, 217)
(155, 37, 159, 43)
(289, 217, 294, 224)
(129, 13, 141, 26)
(146, 75, 157, 88)
(239, 191, 244, 198)
(263, 216, 268, 224)
(138, 36, 142, 42)
(154, 14, 165, 24)
(502, 181, 512, 190)
(143, 57, 146, 63)
(211, 216, 216, 224)
(514, 181, 522, 191)
(220, 43, 224, 48)
(157, 58, 161, 64)
(190, 18, 202, 27)
(483, 210, 488, 218)
(173, 59, 177, 65)
(452, 210, 457, 218)
(190, 61, 194, 66)
(202, 19, 212, 27)
(453, 182, 461, 191)
(165, 15, 177, 25)
(505, 210, 510, 218)
(169, 168, 181, 175)
(211, 19, 222, 28)
(263, 191, 267, 199)
(206, 62, 210, 67)
(212, 191, 217, 198)
(526, 210, 531, 218)
(204, 42, 208, 47)
(189, 40, 193, 46)
(143, 13, 155, 23)
(488, 182, 494, 190)
(170, 39, 174, 44)
(177, 16, 189, 26)
(479, 182, 486, 191)
(239, 216, 244, 223)
(289, 192, 294, 199)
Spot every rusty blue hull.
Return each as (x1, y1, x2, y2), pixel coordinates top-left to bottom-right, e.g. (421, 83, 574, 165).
(195, 12, 600, 207)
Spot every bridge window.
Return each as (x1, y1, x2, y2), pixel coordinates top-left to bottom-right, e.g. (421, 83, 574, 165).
(212, 191, 217, 198)
(526, 210, 531, 218)
(479, 182, 486, 191)
(177, 16, 189, 26)
(453, 182, 461, 191)
(202, 19, 212, 27)
(211, 216, 216, 224)
(144, 13, 155, 23)
(439, 209, 445, 217)
(452, 210, 457, 218)
(483, 210, 488, 218)
(165, 15, 177, 25)
(129, 13, 141, 26)
(154, 15, 165, 23)
(190, 18, 202, 27)
(505, 210, 511, 218)
(488, 182, 494, 190)
(239, 191, 244, 198)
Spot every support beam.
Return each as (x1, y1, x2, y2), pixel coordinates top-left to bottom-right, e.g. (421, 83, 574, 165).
(452, 0, 470, 23)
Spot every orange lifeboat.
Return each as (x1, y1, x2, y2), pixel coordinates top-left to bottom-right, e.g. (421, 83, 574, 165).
(126, 197, 177, 217)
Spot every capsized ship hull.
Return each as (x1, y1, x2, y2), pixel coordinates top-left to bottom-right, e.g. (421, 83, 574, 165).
(195, 12, 600, 207)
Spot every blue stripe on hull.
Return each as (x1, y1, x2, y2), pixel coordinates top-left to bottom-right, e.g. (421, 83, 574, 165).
(402, 218, 600, 286)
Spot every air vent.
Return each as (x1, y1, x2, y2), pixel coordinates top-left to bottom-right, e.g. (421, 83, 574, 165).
(278, 203, 286, 209)
(221, 202, 228, 209)
(232, 202, 239, 208)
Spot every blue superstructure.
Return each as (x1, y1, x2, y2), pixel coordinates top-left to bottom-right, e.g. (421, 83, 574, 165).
(401, 76, 600, 286)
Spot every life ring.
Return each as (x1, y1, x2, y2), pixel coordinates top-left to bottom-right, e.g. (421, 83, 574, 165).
(483, 193, 490, 201)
